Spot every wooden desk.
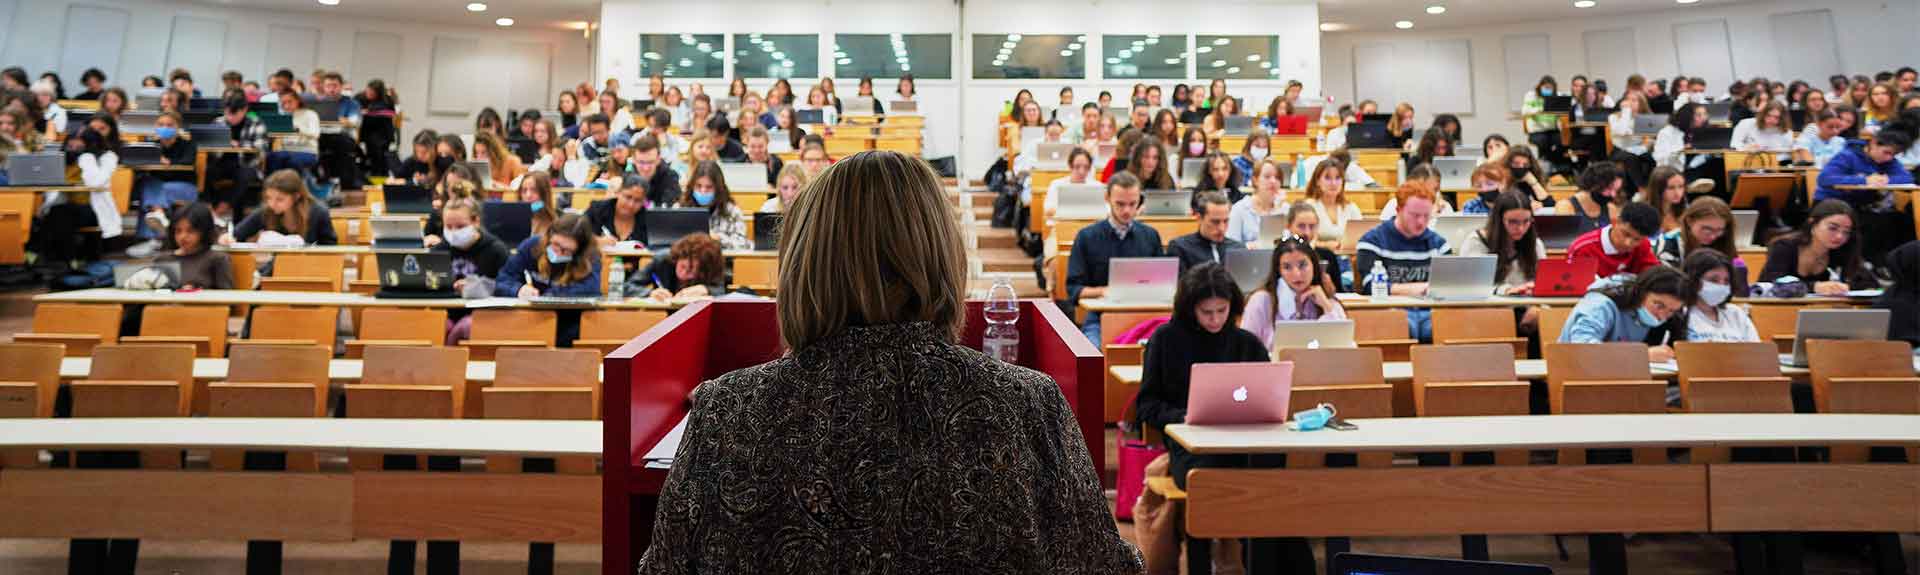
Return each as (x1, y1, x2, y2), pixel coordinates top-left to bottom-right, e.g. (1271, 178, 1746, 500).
(0, 186, 94, 264)
(1080, 293, 1868, 314)
(1168, 413, 1920, 455)
(218, 244, 374, 254)
(34, 288, 678, 310)
(56, 356, 605, 384)
(1107, 356, 1914, 387)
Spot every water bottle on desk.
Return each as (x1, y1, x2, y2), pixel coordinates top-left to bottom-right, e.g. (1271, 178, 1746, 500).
(606, 261, 626, 299)
(983, 277, 1020, 363)
(1368, 261, 1390, 301)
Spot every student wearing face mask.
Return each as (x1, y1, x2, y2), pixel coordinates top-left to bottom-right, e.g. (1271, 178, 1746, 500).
(1502, 147, 1555, 210)
(495, 213, 602, 300)
(1458, 163, 1511, 215)
(1232, 132, 1270, 182)
(128, 113, 200, 257)
(680, 161, 750, 251)
(1681, 250, 1758, 343)
(1225, 158, 1286, 244)
(1556, 162, 1628, 234)
(435, 197, 511, 302)
(1559, 265, 1688, 363)
(1521, 76, 1567, 174)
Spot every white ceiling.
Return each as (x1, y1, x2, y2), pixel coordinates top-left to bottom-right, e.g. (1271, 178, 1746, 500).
(188, 0, 599, 30)
(1318, 0, 1742, 33)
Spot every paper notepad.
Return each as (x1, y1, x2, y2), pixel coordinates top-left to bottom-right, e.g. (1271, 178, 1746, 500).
(642, 416, 689, 469)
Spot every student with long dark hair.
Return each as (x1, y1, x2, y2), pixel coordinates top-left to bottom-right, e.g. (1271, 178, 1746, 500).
(1655, 196, 1749, 296)
(680, 160, 750, 250)
(1557, 161, 1627, 233)
(1681, 250, 1759, 343)
(1240, 236, 1347, 347)
(1459, 191, 1544, 296)
(159, 202, 232, 290)
(1126, 138, 1175, 190)
(1559, 265, 1688, 362)
(1759, 200, 1877, 295)
(1135, 263, 1267, 481)
(495, 213, 601, 299)
(1654, 102, 1706, 170)
(1636, 165, 1687, 233)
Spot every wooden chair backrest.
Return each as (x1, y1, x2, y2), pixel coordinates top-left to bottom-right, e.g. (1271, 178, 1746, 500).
(250, 306, 338, 352)
(344, 385, 455, 419)
(1540, 306, 1574, 344)
(1674, 341, 1791, 413)
(0, 343, 64, 418)
(76, 343, 197, 417)
(1543, 342, 1665, 415)
(88, 344, 196, 385)
(1748, 304, 1817, 350)
(30, 302, 123, 344)
(228, 343, 330, 387)
(1806, 339, 1920, 414)
(495, 347, 599, 388)
(138, 305, 230, 357)
(471, 309, 558, 346)
(1410, 344, 1518, 384)
(1349, 308, 1410, 341)
(1099, 312, 1167, 346)
(208, 383, 322, 418)
(272, 252, 345, 291)
(357, 308, 448, 343)
(1274, 347, 1386, 387)
(580, 309, 668, 341)
(362, 345, 468, 388)
(1432, 308, 1517, 340)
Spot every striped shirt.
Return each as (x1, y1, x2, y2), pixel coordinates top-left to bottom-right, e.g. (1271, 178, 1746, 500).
(1354, 220, 1451, 292)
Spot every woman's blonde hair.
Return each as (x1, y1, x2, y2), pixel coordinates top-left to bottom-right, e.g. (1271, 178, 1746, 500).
(262, 169, 314, 236)
(777, 151, 967, 350)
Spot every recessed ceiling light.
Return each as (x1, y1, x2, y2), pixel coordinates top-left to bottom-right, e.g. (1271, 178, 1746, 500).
(465, 2, 486, 11)
(1676, 0, 1698, 3)
(1319, 22, 1346, 32)
(1395, 20, 1415, 29)
(1426, 5, 1446, 14)
(1212, 38, 1230, 46)
(1106, 57, 1120, 64)
(567, 21, 589, 30)
(1574, 0, 1596, 7)
(1196, 46, 1213, 54)
(1228, 66, 1241, 74)
(494, 17, 514, 26)
(317, 0, 340, 5)
(1059, 50, 1073, 57)
(1006, 34, 1022, 41)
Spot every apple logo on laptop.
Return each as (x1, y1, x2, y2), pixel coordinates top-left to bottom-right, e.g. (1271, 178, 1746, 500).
(1306, 339, 1321, 350)
(1232, 386, 1249, 402)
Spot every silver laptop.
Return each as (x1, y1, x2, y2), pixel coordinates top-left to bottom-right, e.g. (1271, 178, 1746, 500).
(721, 162, 770, 192)
(1223, 116, 1254, 136)
(1731, 210, 1759, 248)
(1020, 126, 1046, 147)
(1178, 157, 1208, 189)
(1054, 183, 1107, 220)
(767, 130, 793, 153)
(1429, 215, 1485, 251)
(1433, 157, 1478, 189)
(1781, 309, 1891, 368)
(1705, 101, 1733, 123)
(1270, 320, 1357, 352)
(1140, 190, 1191, 217)
(1106, 257, 1179, 303)
(1633, 114, 1667, 136)
(1225, 248, 1273, 294)
(113, 261, 182, 288)
(1256, 214, 1289, 246)
(843, 96, 876, 117)
(715, 97, 742, 114)
(6, 153, 67, 186)
(889, 100, 918, 114)
(120, 111, 159, 135)
(1424, 255, 1498, 301)
(1035, 143, 1076, 170)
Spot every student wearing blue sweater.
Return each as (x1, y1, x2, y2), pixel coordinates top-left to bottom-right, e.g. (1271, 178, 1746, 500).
(1557, 266, 1689, 363)
(1815, 115, 1916, 267)
(1353, 182, 1451, 340)
(495, 213, 603, 299)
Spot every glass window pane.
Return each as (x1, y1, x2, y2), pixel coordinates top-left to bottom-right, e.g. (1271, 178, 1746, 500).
(834, 34, 953, 80)
(1101, 34, 1187, 80)
(1196, 35, 1280, 80)
(734, 34, 819, 79)
(639, 33, 724, 79)
(971, 34, 1085, 80)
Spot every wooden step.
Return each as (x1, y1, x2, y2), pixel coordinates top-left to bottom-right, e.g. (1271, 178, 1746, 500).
(976, 227, 1020, 250)
(978, 253, 1036, 274)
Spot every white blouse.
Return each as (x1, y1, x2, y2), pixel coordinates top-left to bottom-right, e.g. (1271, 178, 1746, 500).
(1685, 303, 1761, 343)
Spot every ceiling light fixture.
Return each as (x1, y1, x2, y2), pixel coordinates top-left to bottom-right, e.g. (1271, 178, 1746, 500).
(1212, 38, 1230, 46)
(1574, 0, 1596, 7)
(1007, 34, 1022, 41)
(1059, 50, 1073, 57)
(465, 2, 486, 11)
(317, 0, 340, 5)
(1395, 20, 1415, 29)
(1426, 5, 1446, 14)
(494, 17, 514, 26)
(1319, 22, 1347, 32)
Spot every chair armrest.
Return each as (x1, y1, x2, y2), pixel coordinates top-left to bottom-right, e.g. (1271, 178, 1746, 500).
(229, 338, 319, 347)
(344, 339, 435, 348)
(119, 336, 211, 356)
(1688, 376, 1793, 384)
(459, 339, 548, 347)
(12, 333, 104, 356)
(1443, 337, 1527, 345)
(1827, 376, 1920, 384)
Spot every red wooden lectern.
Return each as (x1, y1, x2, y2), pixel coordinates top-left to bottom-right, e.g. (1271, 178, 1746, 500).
(603, 299, 1102, 574)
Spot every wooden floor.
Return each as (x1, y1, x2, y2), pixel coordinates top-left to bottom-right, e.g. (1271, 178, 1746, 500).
(0, 287, 1912, 573)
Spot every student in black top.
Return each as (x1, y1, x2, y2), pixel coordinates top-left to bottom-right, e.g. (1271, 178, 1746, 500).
(1134, 262, 1268, 482)
(76, 68, 106, 100)
(587, 174, 650, 247)
(159, 202, 233, 290)
(130, 113, 200, 255)
(1066, 172, 1164, 346)
(1878, 240, 1920, 349)
(1758, 199, 1877, 295)
(1193, 151, 1242, 204)
(627, 134, 683, 207)
(1168, 190, 1243, 274)
(632, 232, 729, 302)
(226, 170, 337, 246)
(704, 116, 747, 162)
(399, 129, 440, 185)
(743, 126, 785, 187)
(435, 197, 511, 298)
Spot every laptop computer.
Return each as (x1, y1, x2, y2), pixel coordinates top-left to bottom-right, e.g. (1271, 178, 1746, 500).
(1533, 215, 1585, 250)
(1105, 257, 1179, 303)
(644, 208, 710, 250)
(843, 96, 876, 116)
(258, 113, 295, 133)
(1225, 248, 1273, 294)
(1256, 214, 1289, 246)
(1332, 552, 1552, 575)
(1295, 105, 1323, 119)
(1140, 190, 1192, 217)
(189, 124, 233, 148)
(1542, 95, 1574, 114)
(752, 212, 782, 251)
(247, 101, 278, 116)
(369, 216, 426, 250)
(1034, 143, 1076, 170)
(1428, 215, 1483, 250)
(1177, 158, 1208, 188)
(1705, 100, 1733, 123)
(374, 251, 456, 297)
(889, 100, 919, 114)
(1534, 258, 1599, 297)
(1423, 255, 1498, 301)
(1346, 122, 1391, 148)
(1223, 116, 1254, 136)
(465, 161, 492, 183)
(483, 201, 534, 246)
(1270, 114, 1309, 136)
(714, 97, 742, 114)
(112, 261, 181, 288)
(119, 143, 163, 167)
(1054, 183, 1108, 220)
(1360, 113, 1392, 125)
(1339, 219, 1380, 253)
(1581, 109, 1614, 123)
(721, 162, 770, 192)
(795, 108, 826, 125)
(1432, 157, 1477, 189)
(1184, 361, 1295, 425)
(1271, 320, 1357, 352)
(1731, 209, 1759, 248)
(768, 130, 794, 153)
(1781, 309, 1891, 368)
(1691, 126, 1734, 151)
(1633, 114, 1667, 136)
(119, 112, 159, 135)
(382, 184, 434, 215)
(5, 153, 67, 186)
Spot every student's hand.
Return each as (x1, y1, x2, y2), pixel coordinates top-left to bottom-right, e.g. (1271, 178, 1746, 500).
(1647, 345, 1675, 363)
(218, 234, 235, 246)
(423, 234, 443, 248)
(1813, 280, 1850, 296)
(676, 284, 710, 299)
(517, 284, 540, 299)
(1506, 281, 1536, 296)
(1390, 282, 1429, 297)
(649, 288, 673, 301)
(1866, 174, 1890, 186)
(1081, 286, 1108, 299)
(1297, 285, 1332, 309)
(596, 234, 617, 248)
(453, 278, 467, 292)
(159, 157, 171, 165)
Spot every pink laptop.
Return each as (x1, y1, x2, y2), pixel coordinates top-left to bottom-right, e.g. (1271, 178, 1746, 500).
(1184, 361, 1295, 425)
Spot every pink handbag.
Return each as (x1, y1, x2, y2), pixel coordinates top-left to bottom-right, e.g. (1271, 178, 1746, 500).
(1113, 435, 1164, 520)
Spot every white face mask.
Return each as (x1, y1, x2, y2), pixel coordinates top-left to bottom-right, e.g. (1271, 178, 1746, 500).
(1248, 147, 1269, 161)
(445, 225, 480, 249)
(1698, 280, 1732, 306)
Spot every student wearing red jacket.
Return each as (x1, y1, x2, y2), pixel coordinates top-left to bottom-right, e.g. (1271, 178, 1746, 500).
(1566, 201, 1664, 277)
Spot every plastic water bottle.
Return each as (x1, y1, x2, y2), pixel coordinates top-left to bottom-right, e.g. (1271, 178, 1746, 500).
(606, 261, 626, 299)
(983, 277, 1020, 363)
(1368, 261, 1390, 300)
